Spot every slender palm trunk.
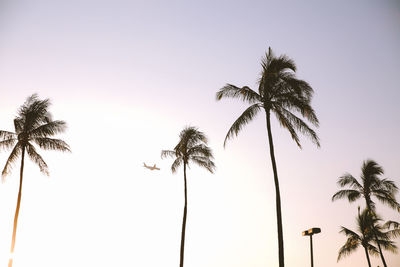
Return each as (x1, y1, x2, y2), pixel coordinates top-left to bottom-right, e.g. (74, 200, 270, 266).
(179, 163, 188, 267)
(373, 227, 387, 267)
(363, 246, 372, 267)
(8, 146, 25, 267)
(365, 202, 387, 267)
(266, 112, 284, 267)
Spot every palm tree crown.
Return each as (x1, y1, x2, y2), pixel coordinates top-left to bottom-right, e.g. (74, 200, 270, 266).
(161, 126, 215, 173)
(337, 208, 397, 266)
(332, 159, 400, 212)
(216, 47, 320, 148)
(1, 94, 70, 178)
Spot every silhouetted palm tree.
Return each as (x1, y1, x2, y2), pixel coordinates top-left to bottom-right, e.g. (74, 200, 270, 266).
(0, 94, 70, 267)
(332, 160, 400, 267)
(216, 47, 320, 267)
(161, 126, 215, 267)
(337, 208, 397, 267)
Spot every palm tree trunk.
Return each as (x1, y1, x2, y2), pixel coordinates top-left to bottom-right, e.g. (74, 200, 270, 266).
(266, 112, 284, 267)
(373, 231, 387, 267)
(179, 162, 188, 267)
(8, 146, 25, 267)
(365, 202, 387, 267)
(364, 246, 372, 267)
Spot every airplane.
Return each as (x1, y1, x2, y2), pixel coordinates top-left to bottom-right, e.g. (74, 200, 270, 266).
(143, 163, 160, 171)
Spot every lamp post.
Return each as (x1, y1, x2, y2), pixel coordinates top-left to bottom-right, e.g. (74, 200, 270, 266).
(302, 227, 321, 267)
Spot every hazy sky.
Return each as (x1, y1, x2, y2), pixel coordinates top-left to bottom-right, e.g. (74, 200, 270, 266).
(0, 1, 399, 267)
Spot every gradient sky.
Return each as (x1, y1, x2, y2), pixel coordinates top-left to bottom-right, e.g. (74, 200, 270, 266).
(0, 0, 399, 266)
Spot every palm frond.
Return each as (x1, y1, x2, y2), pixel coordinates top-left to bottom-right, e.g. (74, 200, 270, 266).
(171, 158, 183, 173)
(361, 160, 384, 183)
(262, 52, 296, 74)
(376, 178, 398, 194)
(29, 120, 67, 138)
(187, 144, 214, 159)
(365, 243, 379, 256)
(374, 193, 400, 211)
(1, 143, 22, 181)
(178, 126, 208, 147)
(0, 130, 16, 140)
(17, 94, 51, 131)
(25, 143, 49, 175)
(339, 226, 361, 239)
(383, 221, 400, 238)
(332, 189, 361, 202)
(0, 138, 17, 151)
(216, 84, 261, 104)
(161, 150, 177, 159)
(13, 118, 24, 134)
(262, 47, 275, 69)
(375, 239, 397, 253)
(337, 236, 360, 261)
(258, 56, 297, 97)
(274, 93, 319, 126)
(383, 220, 400, 230)
(33, 137, 71, 152)
(275, 107, 320, 147)
(281, 76, 314, 100)
(337, 174, 363, 190)
(223, 103, 262, 147)
(191, 156, 216, 173)
(273, 107, 301, 147)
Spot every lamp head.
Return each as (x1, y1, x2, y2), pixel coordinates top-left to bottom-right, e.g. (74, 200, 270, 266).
(302, 227, 321, 236)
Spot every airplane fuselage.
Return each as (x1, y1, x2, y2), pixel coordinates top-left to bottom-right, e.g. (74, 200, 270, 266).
(143, 163, 160, 171)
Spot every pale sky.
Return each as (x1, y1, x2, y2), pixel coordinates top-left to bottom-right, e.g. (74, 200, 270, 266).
(0, 1, 399, 267)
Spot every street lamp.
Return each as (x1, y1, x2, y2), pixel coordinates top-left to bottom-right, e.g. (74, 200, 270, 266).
(302, 227, 321, 267)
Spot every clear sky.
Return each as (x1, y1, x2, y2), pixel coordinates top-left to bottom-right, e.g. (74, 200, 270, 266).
(0, 0, 399, 266)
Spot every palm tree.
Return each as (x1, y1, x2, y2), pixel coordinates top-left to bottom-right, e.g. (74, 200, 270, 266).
(161, 126, 215, 267)
(332, 160, 400, 267)
(337, 208, 397, 267)
(216, 47, 320, 267)
(0, 94, 70, 267)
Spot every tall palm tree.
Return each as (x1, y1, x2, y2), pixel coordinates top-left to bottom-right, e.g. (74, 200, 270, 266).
(332, 160, 400, 267)
(337, 208, 397, 267)
(161, 126, 215, 267)
(216, 47, 320, 267)
(0, 94, 70, 267)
